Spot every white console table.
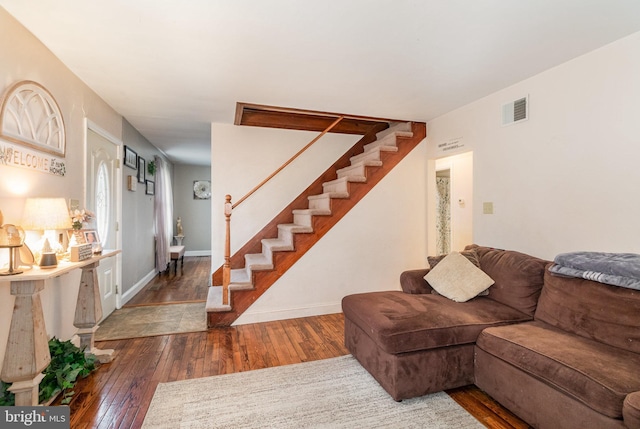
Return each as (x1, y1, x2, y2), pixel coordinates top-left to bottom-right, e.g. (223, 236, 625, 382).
(0, 249, 120, 406)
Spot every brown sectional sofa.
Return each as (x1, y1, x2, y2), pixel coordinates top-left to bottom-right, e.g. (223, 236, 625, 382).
(342, 245, 640, 428)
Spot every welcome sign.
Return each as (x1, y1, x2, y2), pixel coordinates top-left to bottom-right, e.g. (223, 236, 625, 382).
(0, 139, 66, 176)
(0, 80, 67, 177)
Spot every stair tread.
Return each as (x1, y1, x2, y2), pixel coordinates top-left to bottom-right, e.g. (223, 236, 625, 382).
(278, 223, 314, 233)
(309, 191, 349, 199)
(230, 268, 250, 283)
(262, 238, 295, 250)
(351, 146, 398, 164)
(308, 193, 331, 200)
(206, 286, 232, 312)
(323, 176, 349, 187)
(245, 253, 274, 270)
(292, 208, 331, 216)
(363, 139, 401, 152)
(375, 122, 413, 140)
(341, 159, 382, 170)
(336, 165, 367, 182)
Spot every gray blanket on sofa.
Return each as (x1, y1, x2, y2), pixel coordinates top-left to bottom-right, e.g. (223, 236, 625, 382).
(550, 251, 640, 290)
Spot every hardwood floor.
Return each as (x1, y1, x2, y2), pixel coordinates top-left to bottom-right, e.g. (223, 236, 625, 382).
(124, 256, 210, 306)
(65, 256, 531, 428)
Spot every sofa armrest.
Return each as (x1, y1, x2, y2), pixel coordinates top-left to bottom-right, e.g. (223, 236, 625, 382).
(400, 269, 433, 294)
(624, 391, 640, 428)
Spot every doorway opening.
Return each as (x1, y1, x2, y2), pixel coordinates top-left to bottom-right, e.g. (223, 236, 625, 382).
(435, 168, 451, 255)
(428, 151, 473, 255)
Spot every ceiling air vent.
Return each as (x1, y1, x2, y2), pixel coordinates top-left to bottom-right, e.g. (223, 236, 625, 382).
(502, 95, 528, 126)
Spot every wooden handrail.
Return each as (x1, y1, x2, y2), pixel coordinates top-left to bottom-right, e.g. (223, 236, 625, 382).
(232, 115, 345, 209)
(222, 116, 344, 305)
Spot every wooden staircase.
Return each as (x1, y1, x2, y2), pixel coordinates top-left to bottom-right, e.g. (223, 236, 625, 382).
(207, 121, 426, 327)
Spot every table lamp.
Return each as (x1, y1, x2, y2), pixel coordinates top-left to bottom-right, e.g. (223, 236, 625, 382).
(21, 198, 72, 268)
(0, 210, 26, 276)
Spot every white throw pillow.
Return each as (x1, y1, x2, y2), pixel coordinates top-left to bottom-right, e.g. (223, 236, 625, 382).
(424, 251, 494, 302)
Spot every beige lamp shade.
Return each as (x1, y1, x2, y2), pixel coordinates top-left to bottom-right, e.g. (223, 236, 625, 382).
(21, 198, 72, 231)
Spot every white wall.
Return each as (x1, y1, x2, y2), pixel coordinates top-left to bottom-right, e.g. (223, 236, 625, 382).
(426, 31, 640, 260)
(173, 164, 211, 255)
(0, 10, 122, 370)
(211, 124, 428, 324)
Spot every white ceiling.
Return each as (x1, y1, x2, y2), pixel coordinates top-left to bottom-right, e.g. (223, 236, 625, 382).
(2, 1, 640, 165)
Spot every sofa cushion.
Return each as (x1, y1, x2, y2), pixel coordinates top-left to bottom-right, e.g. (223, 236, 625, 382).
(466, 245, 548, 316)
(341, 291, 531, 355)
(536, 269, 640, 354)
(400, 269, 432, 294)
(427, 249, 480, 269)
(477, 321, 640, 419)
(425, 252, 494, 302)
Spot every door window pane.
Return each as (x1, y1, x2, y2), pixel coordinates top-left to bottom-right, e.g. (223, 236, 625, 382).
(96, 161, 109, 245)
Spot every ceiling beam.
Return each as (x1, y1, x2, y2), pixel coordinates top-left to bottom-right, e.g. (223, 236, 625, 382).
(235, 102, 405, 135)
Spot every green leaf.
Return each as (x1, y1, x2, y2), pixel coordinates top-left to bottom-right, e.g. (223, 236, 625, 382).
(4, 338, 98, 405)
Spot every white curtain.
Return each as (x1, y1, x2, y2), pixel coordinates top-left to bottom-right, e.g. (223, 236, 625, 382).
(436, 176, 451, 255)
(154, 156, 173, 271)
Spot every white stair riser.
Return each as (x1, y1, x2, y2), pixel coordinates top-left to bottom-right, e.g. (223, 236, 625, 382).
(337, 164, 367, 180)
(293, 212, 312, 227)
(375, 123, 412, 140)
(363, 134, 399, 152)
(309, 196, 331, 211)
(350, 149, 381, 165)
(322, 179, 348, 194)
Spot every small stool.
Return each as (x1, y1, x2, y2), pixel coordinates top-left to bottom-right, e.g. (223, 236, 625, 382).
(169, 245, 185, 275)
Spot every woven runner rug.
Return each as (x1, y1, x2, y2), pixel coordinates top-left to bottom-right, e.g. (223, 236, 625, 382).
(95, 302, 206, 341)
(142, 355, 483, 428)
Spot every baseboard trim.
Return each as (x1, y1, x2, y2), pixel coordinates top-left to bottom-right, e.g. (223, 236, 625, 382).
(120, 269, 157, 307)
(185, 250, 211, 257)
(232, 302, 342, 325)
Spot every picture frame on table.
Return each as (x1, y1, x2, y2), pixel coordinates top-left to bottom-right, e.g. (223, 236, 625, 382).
(67, 229, 84, 244)
(124, 145, 137, 169)
(137, 156, 146, 183)
(67, 228, 100, 245)
(83, 230, 100, 245)
(145, 180, 155, 195)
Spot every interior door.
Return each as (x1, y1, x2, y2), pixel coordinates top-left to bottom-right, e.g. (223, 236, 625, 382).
(86, 127, 120, 318)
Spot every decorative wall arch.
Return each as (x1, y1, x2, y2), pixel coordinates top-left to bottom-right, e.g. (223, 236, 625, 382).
(0, 80, 66, 157)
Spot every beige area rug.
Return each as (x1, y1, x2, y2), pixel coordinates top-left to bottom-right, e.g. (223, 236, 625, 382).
(95, 302, 206, 341)
(142, 355, 483, 429)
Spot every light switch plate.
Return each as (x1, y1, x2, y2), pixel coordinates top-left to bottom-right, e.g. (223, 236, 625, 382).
(483, 202, 494, 214)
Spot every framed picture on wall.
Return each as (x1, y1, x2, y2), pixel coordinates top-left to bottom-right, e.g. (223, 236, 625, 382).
(193, 180, 211, 200)
(137, 157, 146, 183)
(146, 180, 155, 195)
(124, 145, 137, 169)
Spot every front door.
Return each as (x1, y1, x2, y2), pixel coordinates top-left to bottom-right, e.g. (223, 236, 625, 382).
(86, 125, 120, 318)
